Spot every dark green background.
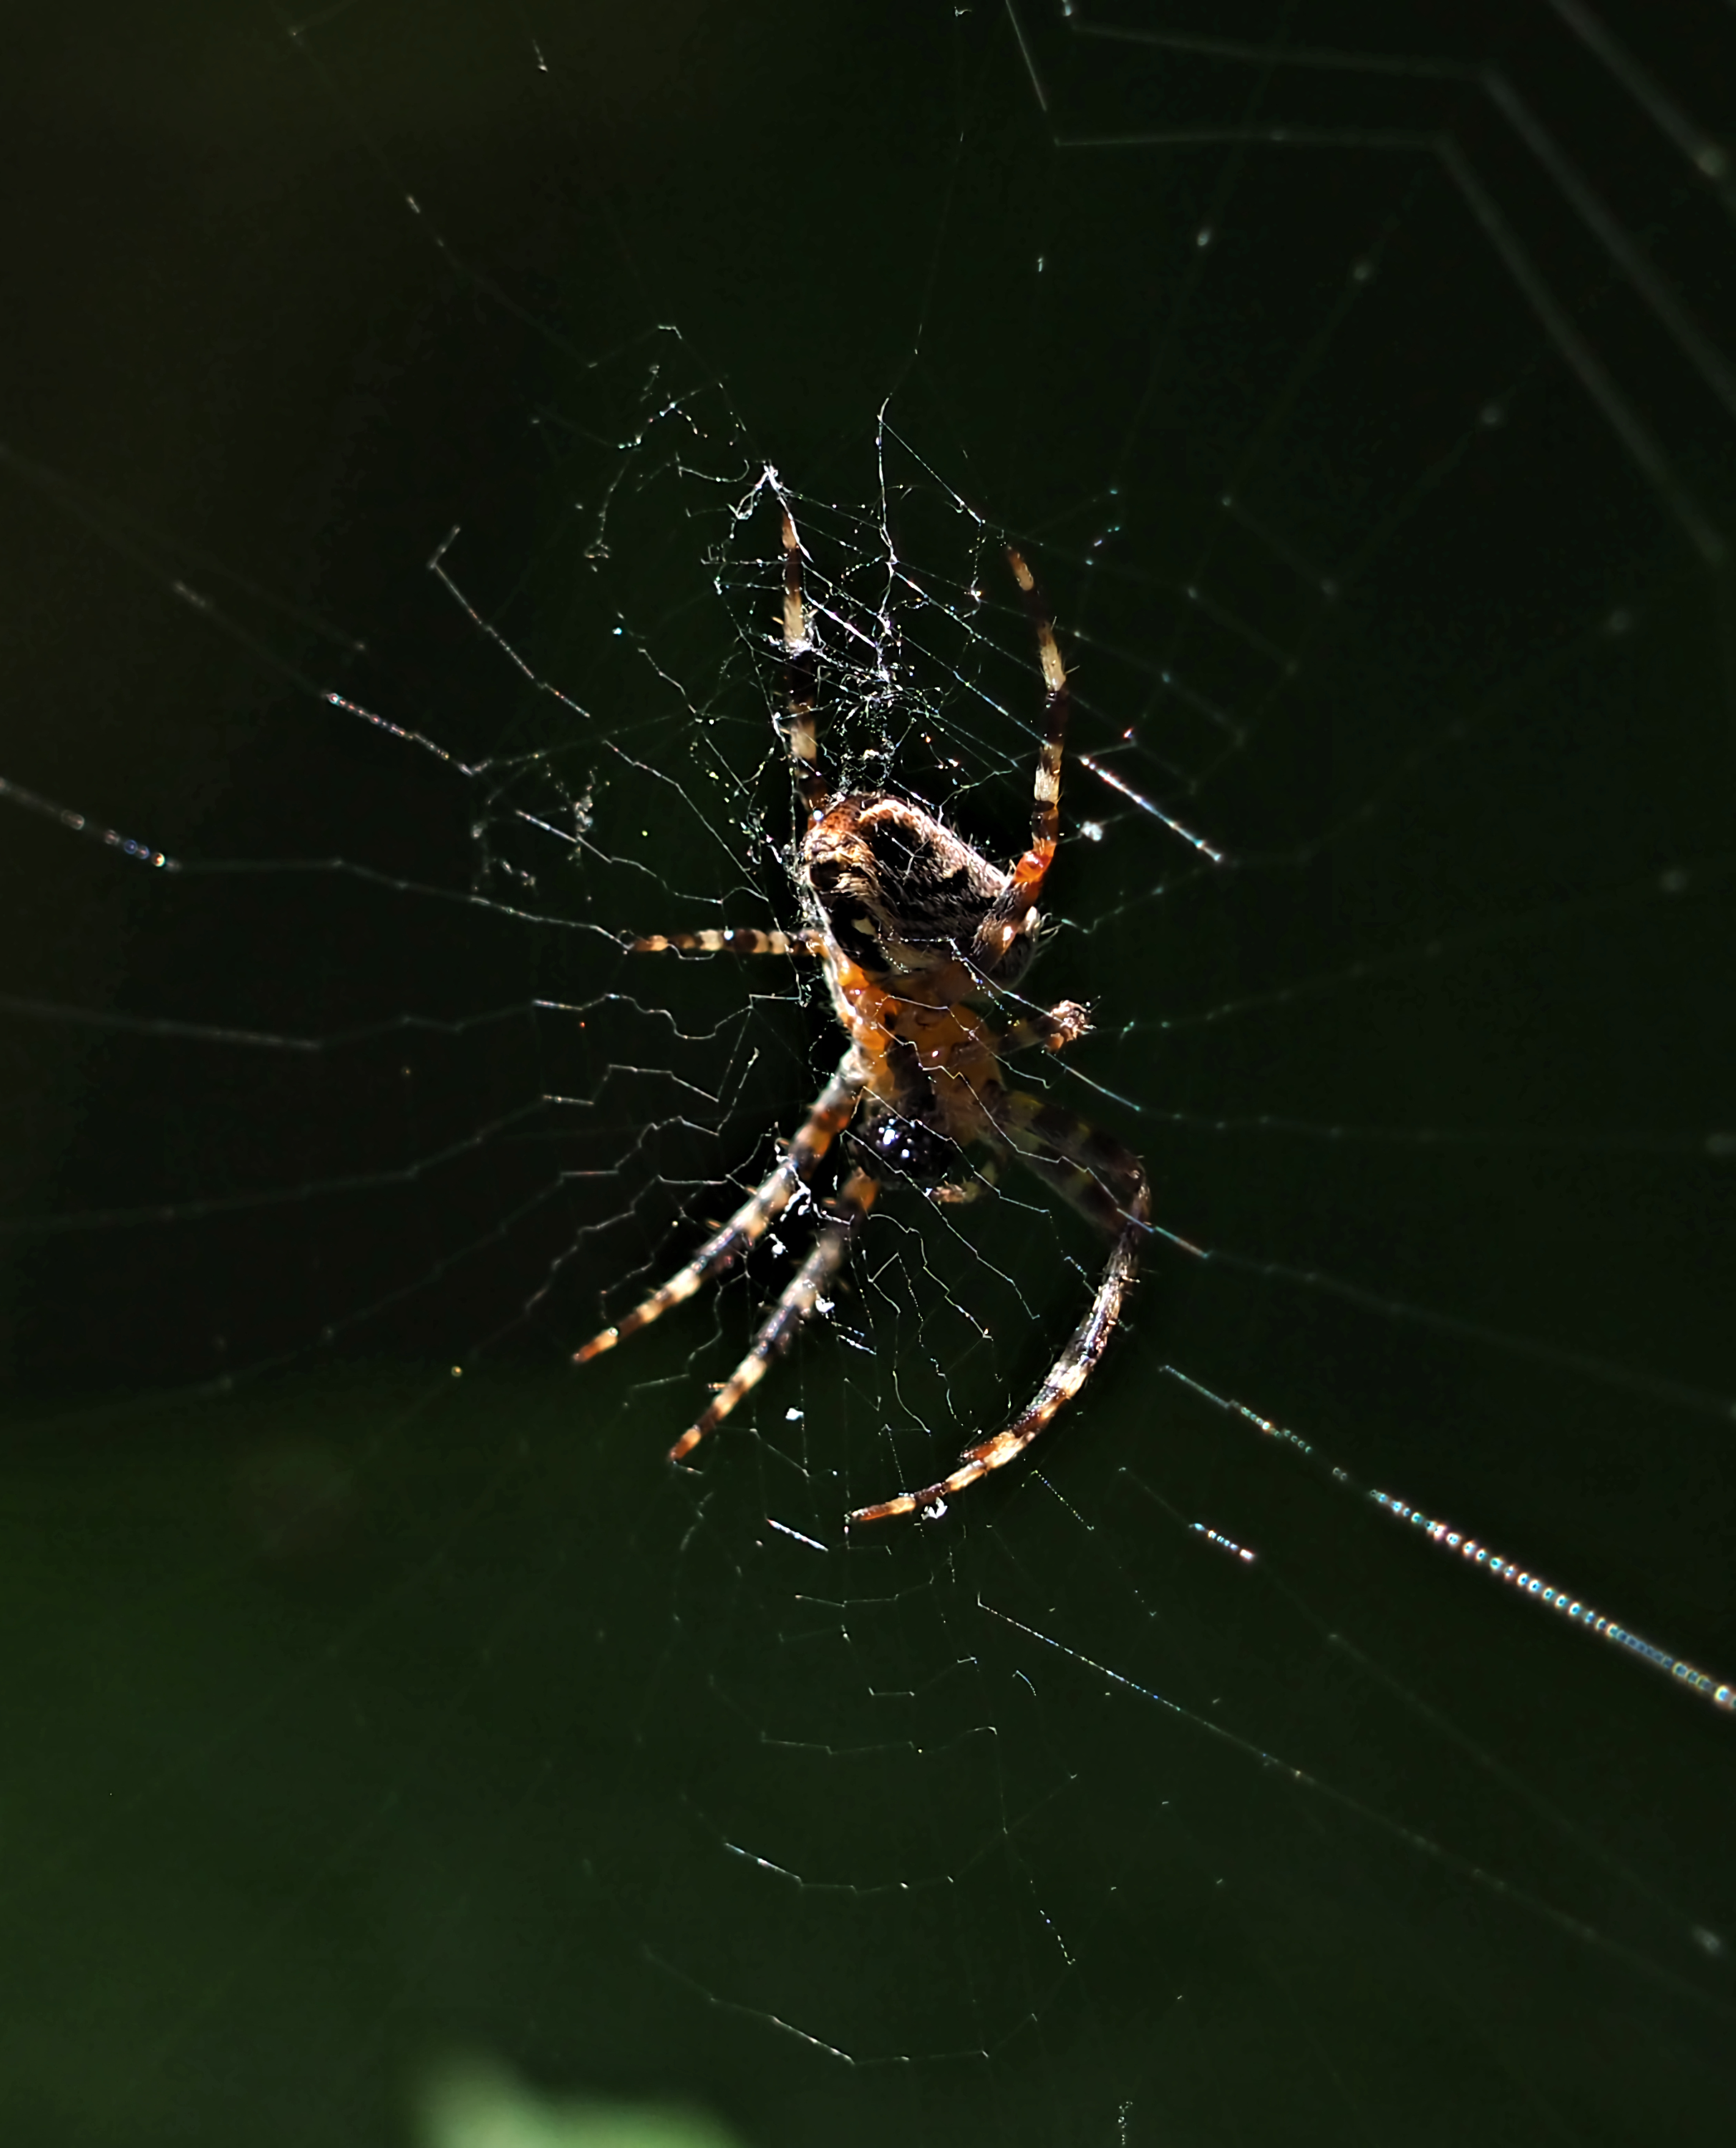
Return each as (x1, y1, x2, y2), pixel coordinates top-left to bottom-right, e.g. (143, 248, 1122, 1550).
(1, 3, 1732, 2144)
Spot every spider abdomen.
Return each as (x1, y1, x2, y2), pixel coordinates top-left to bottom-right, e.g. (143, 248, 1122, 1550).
(802, 794, 1032, 982)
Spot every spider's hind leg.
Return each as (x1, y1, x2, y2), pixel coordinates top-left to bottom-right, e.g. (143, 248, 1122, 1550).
(778, 501, 833, 823)
(973, 548, 1073, 977)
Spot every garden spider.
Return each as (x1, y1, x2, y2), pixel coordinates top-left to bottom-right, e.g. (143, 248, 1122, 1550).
(576, 500, 1150, 1524)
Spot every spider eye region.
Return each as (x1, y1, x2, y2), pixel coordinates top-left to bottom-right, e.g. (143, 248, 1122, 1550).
(856, 1104, 959, 1186)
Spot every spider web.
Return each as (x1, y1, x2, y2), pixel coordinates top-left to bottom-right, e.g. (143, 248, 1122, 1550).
(1, 1, 1732, 2143)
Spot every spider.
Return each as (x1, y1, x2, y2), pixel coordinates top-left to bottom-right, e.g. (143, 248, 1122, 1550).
(575, 500, 1150, 1524)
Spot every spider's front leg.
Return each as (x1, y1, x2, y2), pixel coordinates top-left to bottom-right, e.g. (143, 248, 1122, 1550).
(848, 1088, 1148, 1527)
(574, 1061, 860, 1365)
(668, 1165, 879, 1463)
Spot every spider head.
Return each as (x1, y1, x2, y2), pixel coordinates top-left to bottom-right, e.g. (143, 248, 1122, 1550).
(801, 795, 1037, 990)
(855, 1101, 961, 1186)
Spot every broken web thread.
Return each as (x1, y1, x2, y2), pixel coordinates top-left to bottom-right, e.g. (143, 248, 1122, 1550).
(1163, 1365, 1735, 1713)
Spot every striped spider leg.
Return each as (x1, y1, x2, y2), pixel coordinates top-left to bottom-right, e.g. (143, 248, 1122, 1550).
(573, 1058, 863, 1426)
(845, 1088, 1149, 1524)
(573, 503, 863, 1455)
(576, 497, 1148, 1519)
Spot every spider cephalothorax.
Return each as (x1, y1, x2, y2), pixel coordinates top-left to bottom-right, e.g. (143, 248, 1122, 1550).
(576, 498, 1149, 1524)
